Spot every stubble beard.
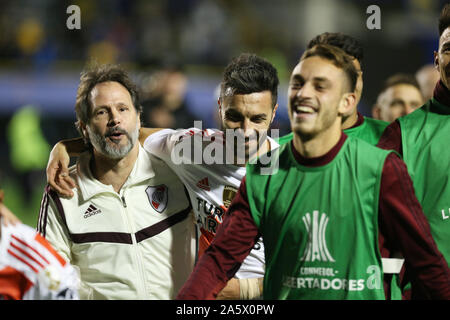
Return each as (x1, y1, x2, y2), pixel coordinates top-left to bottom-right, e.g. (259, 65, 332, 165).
(87, 122, 140, 160)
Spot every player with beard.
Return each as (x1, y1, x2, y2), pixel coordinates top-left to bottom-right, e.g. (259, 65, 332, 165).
(37, 65, 196, 299)
(377, 4, 450, 299)
(44, 53, 279, 299)
(176, 45, 450, 300)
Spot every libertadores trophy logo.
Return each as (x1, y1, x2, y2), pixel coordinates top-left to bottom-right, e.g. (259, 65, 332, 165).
(300, 210, 335, 262)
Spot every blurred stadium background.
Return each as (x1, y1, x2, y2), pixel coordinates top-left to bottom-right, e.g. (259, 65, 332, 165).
(0, 0, 446, 227)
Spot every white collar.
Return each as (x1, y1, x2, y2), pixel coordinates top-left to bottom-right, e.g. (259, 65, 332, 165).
(76, 145, 155, 201)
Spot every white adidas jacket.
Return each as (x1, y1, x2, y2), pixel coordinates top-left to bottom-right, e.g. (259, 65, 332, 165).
(38, 145, 196, 300)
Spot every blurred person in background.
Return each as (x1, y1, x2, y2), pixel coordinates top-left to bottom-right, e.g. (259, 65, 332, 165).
(416, 64, 441, 101)
(372, 73, 424, 122)
(7, 106, 51, 203)
(141, 66, 197, 129)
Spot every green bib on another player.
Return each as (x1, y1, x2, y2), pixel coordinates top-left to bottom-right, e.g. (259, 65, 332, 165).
(398, 98, 450, 264)
(246, 137, 392, 300)
(343, 117, 389, 146)
(277, 116, 388, 146)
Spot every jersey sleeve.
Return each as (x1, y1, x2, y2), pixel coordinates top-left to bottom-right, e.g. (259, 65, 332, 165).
(0, 266, 32, 300)
(143, 127, 221, 166)
(379, 153, 450, 299)
(37, 187, 72, 263)
(377, 120, 403, 155)
(143, 129, 179, 163)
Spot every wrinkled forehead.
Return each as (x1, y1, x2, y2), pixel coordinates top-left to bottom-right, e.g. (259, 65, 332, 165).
(90, 81, 132, 104)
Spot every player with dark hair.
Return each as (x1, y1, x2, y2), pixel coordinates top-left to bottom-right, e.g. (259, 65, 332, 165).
(278, 32, 388, 146)
(38, 64, 196, 299)
(220, 53, 278, 107)
(74, 63, 143, 146)
(45, 53, 280, 299)
(377, 4, 450, 299)
(176, 44, 450, 300)
(372, 73, 424, 122)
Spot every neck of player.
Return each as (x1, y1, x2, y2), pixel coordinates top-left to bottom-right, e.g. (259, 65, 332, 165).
(90, 144, 139, 193)
(292, 120, 342, 159)
(235, 138, 271, 167)
(341, 110, 358, 130)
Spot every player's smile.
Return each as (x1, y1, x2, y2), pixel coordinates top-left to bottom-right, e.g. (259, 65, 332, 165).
(288, 56, 349, 137)
(291, 99, 319, 121)
(220, 91, 276, 162)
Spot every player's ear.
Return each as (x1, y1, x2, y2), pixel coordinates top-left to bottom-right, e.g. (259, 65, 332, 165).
(218, 97, 226, 120)
(338, 92, 356, 116)
(136, 112, 141, 130)
(80, 121, 89, 141)
(372, 104, 381, 120)
(434, 51, 439, 71)
(270, 103, 279, 125)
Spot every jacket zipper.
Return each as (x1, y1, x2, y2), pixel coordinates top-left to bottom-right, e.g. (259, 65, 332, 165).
(120, 191, 147, 299)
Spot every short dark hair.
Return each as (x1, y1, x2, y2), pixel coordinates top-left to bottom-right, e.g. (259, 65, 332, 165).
(307, 32, 364, 69)
(220, 53, 279, 108)
(439, 4, 450, 37)
(301, 44, 358, 93)
(380, 73, 422, 97)
(75, 64, 142, 141)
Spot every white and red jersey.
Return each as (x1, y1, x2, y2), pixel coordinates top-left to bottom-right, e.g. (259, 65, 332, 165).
(0, 222, 79, 300)
(144, 128, 279, 279)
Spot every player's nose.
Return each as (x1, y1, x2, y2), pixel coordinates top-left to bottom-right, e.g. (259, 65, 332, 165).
(108, 109, 122, 127)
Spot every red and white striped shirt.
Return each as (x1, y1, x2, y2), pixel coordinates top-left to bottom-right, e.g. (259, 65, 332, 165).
(0, 222, 79, 300)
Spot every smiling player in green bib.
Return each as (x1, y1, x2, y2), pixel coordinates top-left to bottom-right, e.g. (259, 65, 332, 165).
(378, 4, 450, 299)
(177, 44, 450, 300)
(277, 32, 388, 147)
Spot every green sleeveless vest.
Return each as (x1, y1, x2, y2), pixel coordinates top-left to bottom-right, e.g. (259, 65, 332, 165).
(398, 98, 450, 264)
(344, 117, 389, 146)
(276, 132, 294, 145)
(246, 137, 392, 299)
(277, 116, 388, 146)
